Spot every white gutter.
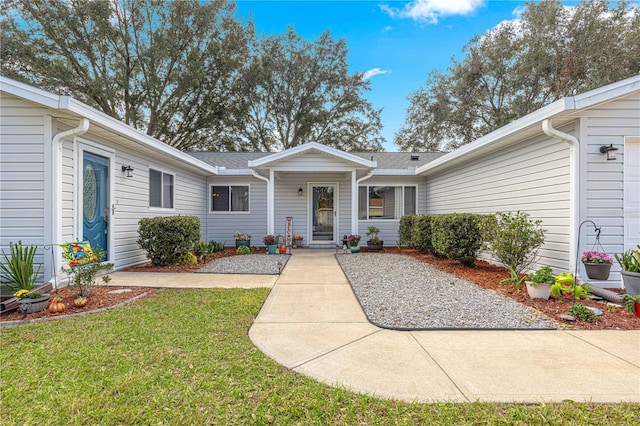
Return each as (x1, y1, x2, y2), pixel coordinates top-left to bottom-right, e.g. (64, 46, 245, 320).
(542, 119, 579, 272)
(353, 170, 375, 233)
(251, 170, 273, 234)
(50, 118, 90, 282)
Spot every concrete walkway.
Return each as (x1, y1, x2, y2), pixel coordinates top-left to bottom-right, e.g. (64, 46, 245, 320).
(249, 250, 640, 403)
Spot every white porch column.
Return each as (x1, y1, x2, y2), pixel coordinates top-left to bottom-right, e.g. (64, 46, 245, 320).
(351, 170, 357, 234)
(269, 169, 275, 235)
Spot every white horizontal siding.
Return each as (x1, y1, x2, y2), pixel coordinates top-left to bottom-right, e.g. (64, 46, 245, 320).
(426, 130, 572, 271)
(275, 151, 359, 169)
(581, 91, 640, 285)
(0, 94, 48, 288)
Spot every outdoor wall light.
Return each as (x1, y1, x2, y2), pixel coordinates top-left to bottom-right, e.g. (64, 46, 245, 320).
(121, 165, 134, 178)
(298, 188, 303, 196)
(599, 144, 619, 161)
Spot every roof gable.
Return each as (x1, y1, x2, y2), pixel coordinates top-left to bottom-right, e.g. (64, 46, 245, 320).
(247, 142, 376, 169)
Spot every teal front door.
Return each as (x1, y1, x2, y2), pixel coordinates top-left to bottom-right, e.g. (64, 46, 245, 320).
(82, 152, 109, 254)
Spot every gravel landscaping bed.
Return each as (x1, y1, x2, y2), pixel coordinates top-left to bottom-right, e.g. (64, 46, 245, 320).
(197, 254, 290, 275)
(336, 253, 558, 330)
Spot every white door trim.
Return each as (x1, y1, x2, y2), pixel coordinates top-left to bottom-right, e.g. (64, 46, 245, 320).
(308, 182, 339, 244)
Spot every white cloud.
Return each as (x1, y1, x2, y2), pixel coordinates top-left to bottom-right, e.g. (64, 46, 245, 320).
(380, 0, 485, 24)
(363, 68, 390, 80)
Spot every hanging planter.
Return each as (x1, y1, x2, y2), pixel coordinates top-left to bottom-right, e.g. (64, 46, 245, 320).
(581, 250, 613, 281)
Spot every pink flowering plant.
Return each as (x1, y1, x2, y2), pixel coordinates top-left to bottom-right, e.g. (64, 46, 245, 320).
(347, 234, 361, 247)
(581, 250, 613, 264)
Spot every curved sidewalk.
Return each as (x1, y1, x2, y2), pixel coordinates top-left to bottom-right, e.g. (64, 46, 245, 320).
(249, 250, 640, 403)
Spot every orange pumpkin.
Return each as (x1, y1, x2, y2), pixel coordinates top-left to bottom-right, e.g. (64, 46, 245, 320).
(279, 244, 287, 254)
(48, 295, 66, 313)
(73, 296, 88, 307)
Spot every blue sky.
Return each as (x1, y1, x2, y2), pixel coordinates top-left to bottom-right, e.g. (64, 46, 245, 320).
(234, 0, 557, 151)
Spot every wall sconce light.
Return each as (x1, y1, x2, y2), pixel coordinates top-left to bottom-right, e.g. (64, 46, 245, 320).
(599, 144, 618, 161)
(298, 188, 303, 197)
(121, 165, 134, 178)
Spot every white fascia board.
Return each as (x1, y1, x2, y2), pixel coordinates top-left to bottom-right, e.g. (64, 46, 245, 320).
(572, 74, 640, 109)
(63, 98, 218, 176)
(372, 169, 416, 176)
(0, 76, 61, 109)
(248, 141, 376, 168)
(270, 165, 365, 172)
(415, 97, 573, 176)
(216, 169, 254, 176)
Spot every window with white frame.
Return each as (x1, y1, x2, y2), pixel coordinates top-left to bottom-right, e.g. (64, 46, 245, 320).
(149, 169, 174, 209)
(211, 185, 249, 212)
(358, 186, 416, 220)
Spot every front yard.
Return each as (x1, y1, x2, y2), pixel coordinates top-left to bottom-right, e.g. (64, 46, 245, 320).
(1, 288, 638, 424)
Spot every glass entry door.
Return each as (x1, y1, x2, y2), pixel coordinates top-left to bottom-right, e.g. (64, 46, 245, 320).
(310, 184, 336, 243)
(82, 151, 109, 254)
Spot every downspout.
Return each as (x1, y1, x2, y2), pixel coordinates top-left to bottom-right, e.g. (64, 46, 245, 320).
(353, 170, 375, 234)
(251, 170, 272, 234)
(542, 119, 579, 273)
(50, 118, 90, 283)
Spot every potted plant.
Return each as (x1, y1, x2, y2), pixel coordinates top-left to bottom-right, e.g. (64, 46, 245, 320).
(292, 235, 303, 248)
(581, 250, 613, 280)
(366, 226, 383, 252)
(615, 245, 640, 296)
(263, 235, 278, 254)
(234, 231, 251, 248)
(14, 288, 50, 317)
(524, 265, 554, 299)
(347, 234, 361, 253)
(621, 294, 640, 318)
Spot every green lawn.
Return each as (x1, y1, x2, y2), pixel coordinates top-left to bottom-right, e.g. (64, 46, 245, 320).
(1, 288, 638, 425)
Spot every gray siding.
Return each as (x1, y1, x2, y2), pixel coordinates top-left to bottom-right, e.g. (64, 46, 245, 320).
(205, 176, 267, 245)
(425, 130, 573, 271)
(358, 176, 427, 246)
(581, 92, 640, 283)
(0, 94, 48, 286)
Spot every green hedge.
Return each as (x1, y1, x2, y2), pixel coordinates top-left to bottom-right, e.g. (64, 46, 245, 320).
(412, 214, 434, 253)
(404, 213, 484, 266)
(137, 215, 201, 266)
(431, 213, 483, 266)
(398, 215, 416, 248)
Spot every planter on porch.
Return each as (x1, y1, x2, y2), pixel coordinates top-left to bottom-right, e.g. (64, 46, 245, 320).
(350, 247, 360, 254)
(266, 245, 277, 254)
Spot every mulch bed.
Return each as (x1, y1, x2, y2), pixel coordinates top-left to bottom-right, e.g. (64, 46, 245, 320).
(0, 286, 154, 323)
(3, 247, 637, 329)
(379, 248, 638, 330)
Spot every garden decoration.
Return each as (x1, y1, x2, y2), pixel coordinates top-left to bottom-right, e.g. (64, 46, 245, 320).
(579, 223, 612, 280)
(60, 242, 113, 299)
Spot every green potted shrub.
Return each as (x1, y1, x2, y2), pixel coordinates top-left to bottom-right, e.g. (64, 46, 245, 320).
(614, 245, 640, 296)
(1, 241, 49, 315)
(263, 235, 278, 254)
(365, 226, 383, 252)
(524, 265, 555, 299)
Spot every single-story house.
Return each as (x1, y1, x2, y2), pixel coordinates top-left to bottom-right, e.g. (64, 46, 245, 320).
(1, 74, 638, 288)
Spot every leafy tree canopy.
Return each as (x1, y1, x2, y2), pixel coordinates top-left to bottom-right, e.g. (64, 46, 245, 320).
(395, 0, 640, 152)
(1, 0, 384, 152)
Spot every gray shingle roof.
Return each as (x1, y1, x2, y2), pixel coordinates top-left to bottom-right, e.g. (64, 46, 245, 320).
(188, 151, 445, 170)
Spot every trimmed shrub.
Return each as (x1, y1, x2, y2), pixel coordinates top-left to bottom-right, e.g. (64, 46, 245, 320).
(398, 215, 416, 248)
(431, 213, 483, 266)
(481, 211, 546, 276)
(137, 215, 200, 266)
(412, 214, 434, 253)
